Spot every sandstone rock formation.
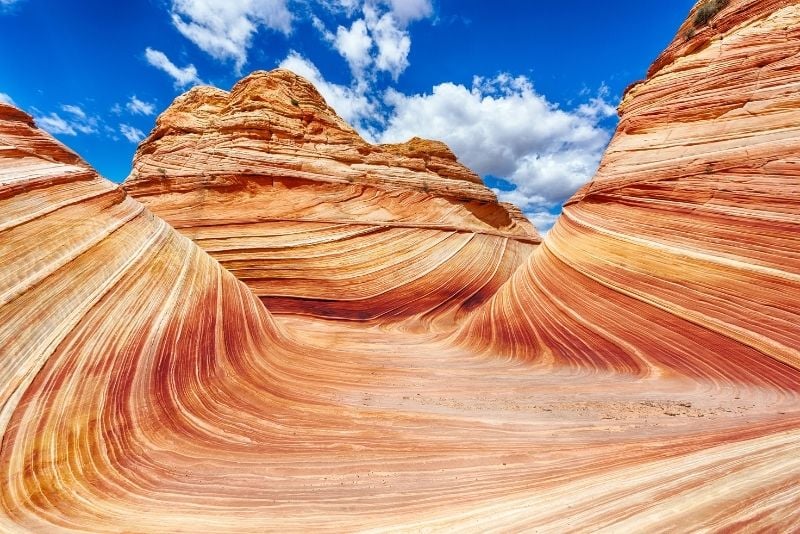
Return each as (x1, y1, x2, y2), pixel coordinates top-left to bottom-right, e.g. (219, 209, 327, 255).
(1, 0, 800, 531)
(124, 70, 538, 323)
(461, 0, 800, 376)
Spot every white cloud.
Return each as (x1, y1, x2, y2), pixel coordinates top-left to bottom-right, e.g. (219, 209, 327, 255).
(311, 14, 335, 41)
(148, 0, 605, 233)
(73, 124, 97, 134)
(170, 0, 292, 71)
(279, 51, 377, 131)
(0, 92, 15, 106)
(334, 19, 373, 75)
(576, 84, 617, 119)
(158, 0, 431, 87)
(382, 0, 432, 24)
(64, 105, 98, 134)
(364, 6, 410, 80)
(380, 74, 615, 216)
(120, 124, 146, 143)
(34, 105, 99, 136)
(35, 113, 77, 136)
(312, 1, 431, 84)
(524, 210, 559, 235)
(326, 0, 360, 15)
(145, 47, 203, 88)
(322, 0, 432, 24)
(61, 104, 86, 119)
(126, 95, 156, 116)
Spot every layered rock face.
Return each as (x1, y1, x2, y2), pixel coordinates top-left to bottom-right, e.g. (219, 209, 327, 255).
(461, 0, 800, 383)
(0, 103, 285, 530)
(2, 0, 800, 531)
(124, 70, 538, 323)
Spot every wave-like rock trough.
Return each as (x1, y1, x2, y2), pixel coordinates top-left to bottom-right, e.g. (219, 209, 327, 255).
(1, 1, 800, 531)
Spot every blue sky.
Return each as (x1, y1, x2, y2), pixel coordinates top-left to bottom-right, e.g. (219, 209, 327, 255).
(0, 0, 694, 231)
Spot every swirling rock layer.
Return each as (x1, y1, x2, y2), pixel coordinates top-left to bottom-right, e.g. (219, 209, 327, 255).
(2, 1, 800, 531)
(462, 0, 800, 377)
(123, 70, 538, 322)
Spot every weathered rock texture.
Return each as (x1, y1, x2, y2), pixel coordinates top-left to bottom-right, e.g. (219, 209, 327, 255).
(124, 70, 538, 323)
(1, 0, 800, 531)
(461, 0, 800, 377)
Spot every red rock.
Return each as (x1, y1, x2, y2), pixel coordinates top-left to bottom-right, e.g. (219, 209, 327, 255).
(1, 1, 800, 530)
(124, 70, 538, 322)
(462, 0, 800, 379)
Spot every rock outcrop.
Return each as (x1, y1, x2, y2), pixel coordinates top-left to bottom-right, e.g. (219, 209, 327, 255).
(1, 0, 800, 531)
(461, 0, 800, 380)
(124, 70, 538, 323)
(0, 102, 283, 531)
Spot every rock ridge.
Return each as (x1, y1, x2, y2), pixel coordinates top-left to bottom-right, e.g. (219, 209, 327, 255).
(124, 68, 539, 322)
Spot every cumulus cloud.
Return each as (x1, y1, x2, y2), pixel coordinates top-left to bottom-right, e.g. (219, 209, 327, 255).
(0, 92, 15, 106)
(324, 0, 432, 23)
(334, 19, 373, 75)
(379, 74, 615, 228)
(363, 6, 410, 80)
(314, 0, 432, 83)
(145, 48, 203, 88)
(381, 0, 432, 24)
(525, 210, 560, 235)
(119, 124, 146, 143)
(170, 0, 292, 71)
(159, 0, 431, 87)
(279, 51, 377, 131)
(576, 85, 617, 119)
(126, 95, 156, 116)
(62, 104, 86, 120)
(34, 104, 99, 136)
(35, 113, 77, 136)
(150, 0, 607, 233)
(324, 0, 361, 15)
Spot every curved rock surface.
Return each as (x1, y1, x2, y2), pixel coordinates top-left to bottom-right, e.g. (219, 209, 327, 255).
(462, 0, 800, 377)
(2, 0, 800, 531)
(124, 70, 538, 323)
(456, 4, 800, 519)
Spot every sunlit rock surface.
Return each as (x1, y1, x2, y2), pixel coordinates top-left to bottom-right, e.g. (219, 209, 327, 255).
(1, 0, 800, 531)
(123, 70, 539, 323)
(461, 0, 800, 375)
